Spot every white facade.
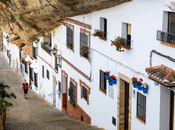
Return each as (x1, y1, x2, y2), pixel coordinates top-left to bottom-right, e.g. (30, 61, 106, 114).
(2, 0, 175, 130)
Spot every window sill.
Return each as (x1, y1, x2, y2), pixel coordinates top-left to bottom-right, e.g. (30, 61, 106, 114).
(161, 42, 175, 48)
(99, 89, 106, 95)
(99, 37, 107, 41)
(122, 45, 131, 50)
(136, 116, 145, 124)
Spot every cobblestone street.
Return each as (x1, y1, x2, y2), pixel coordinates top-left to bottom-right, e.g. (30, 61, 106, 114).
(0, 53, 103, 130)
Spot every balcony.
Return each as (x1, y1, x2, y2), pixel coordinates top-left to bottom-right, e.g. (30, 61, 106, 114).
(157, 30, 175, 47)
(117, 36, 131, 50)
(41, 42, 51, 55)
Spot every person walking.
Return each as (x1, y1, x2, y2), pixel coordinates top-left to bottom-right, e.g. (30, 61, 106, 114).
(22, 79, 28, 99)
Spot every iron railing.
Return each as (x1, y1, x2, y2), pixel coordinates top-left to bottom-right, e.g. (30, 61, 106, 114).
(157, 30, 175, 45)
(41, 42, 51, 55)
(118, 37, 131, 49)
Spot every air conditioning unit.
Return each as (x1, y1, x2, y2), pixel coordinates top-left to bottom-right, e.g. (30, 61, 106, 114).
(57, 55, 62, 68)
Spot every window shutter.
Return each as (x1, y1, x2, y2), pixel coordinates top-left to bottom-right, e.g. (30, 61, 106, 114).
(100, 17, 104, 32)
(35, 47, 38, 58)
(122, 23, 127, 39)
(33, 47, 35, 58)
(36, 73, 38, 86)
(85, 34, 88, 46)
(82, 86, 84, 96)
(55, 56, 58, 70)
(168, 13, 175, 34)
(80, 32, 83, 48)
(100, 17, 107, 38)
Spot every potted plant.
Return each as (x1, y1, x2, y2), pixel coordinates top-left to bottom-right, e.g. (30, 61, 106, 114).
(137, 78, 143, 90)
(111, 37, 125, 52)
(142, 83, 148, 94)
(93, 30, 102, 37)
(80, 46, 89, 58)
(111, 75, 117, 85)
(70, 100, 76, 108)
(108, 76, 113, 86)
(132, 77, 137, 88)
(104, 71, 110, 80)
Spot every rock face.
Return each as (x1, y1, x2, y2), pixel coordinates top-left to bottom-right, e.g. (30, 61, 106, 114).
(0, 0, 131, 44)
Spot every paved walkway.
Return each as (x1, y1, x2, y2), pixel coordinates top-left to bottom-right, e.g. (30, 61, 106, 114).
(0, 53, 104, 130)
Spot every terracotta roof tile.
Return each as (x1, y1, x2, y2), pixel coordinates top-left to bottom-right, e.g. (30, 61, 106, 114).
(2, 27, 13, 35)
(11, 39, 24, 46)
(145, 65, 175, 87)
(22, 46, 33, 58)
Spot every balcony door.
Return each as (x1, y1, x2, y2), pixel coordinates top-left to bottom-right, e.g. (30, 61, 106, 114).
(169, 91, 174, 130)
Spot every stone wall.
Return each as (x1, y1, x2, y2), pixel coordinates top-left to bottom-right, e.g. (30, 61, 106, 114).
(0, 109, 6, 130)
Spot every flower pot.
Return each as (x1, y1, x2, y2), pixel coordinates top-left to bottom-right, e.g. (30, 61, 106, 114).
(143, 88, 148, 94)
(137, 85, 142, 90)
(132, 83, 137, 88)
(112, 79, 117, 84)
(105, 75, 109, 80)
(108, 81, 113, 86)
(98, 32, 102, 37)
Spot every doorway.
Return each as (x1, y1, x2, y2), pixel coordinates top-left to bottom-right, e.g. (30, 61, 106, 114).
(169, 91, 174, 130)
(53, 75, 56, 107)
(62, 71, 67, 113)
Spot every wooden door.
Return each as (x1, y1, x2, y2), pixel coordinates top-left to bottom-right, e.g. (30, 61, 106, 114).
(124, 82, 129, 130)
(62, 74, 67, 111)
(169, 91, 174, 130)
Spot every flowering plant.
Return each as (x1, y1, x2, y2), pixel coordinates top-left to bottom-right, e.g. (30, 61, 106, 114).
(110, 75, 116, 80)
(137, 78, 143, 85)
(132, 77, 137, 83)
(142, 83, 148, 88)
(108, 76, 113, 82)
(104, 71, 110, 75)
(111, 37, 125, 52)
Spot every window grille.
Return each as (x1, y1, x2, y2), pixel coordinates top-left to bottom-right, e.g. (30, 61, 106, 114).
(67, 26, 73, 50)
(30, 68, 33, 80)
(80, 32, 89, 59)
(25, 61, 28, 73)
(42, 65, 44, 78)
(69, 81, 76, 103)
(33, 47, 38, 59)
(82, 85, 87, 100)
(137, 92, 146, 122)
(99, 70, 106, 93)
(34, 73, 38, 87)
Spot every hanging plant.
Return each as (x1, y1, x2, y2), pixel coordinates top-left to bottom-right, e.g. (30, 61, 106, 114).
(111, 37, 125, 52)
(108, 76, 113, 86)
(142, 83, 148, 94)
(111, 75, 117, 84)
(104, 71, 110, 80)
(137, 78, 143, 90)
(132, 77, 137, 88)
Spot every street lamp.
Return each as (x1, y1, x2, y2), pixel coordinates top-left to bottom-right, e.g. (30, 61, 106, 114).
(51, 46, 58, 56)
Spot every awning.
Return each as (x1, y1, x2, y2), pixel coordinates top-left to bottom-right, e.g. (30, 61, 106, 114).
(145, 65, 175, 87)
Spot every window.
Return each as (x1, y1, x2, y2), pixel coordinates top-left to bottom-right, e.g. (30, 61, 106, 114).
(137, 92, 146, 123)
(82, 85, 87, 100)
(67, 26, 73, 50)
(30, 68, 33, 81)
(58, 81, 61, 92)
(122, 23, 131, 49)
(80, 32, 89, 59)
(25, 61, 28, 73)
(99, 70, 106, 94)
(34, 73, 38, 87)
(100, 17, 107, 39)
(42, 65, 44, 78)
(112, 117, 116, 126)
(81, 115, 83, 121)
(33, 47, 38, 59)
(47, 69, 49, 80)
(55, 55, 58, 71)
(69, 81, 76, 108)
(80, 79, 90, 105)
(168, 12, 175, 34)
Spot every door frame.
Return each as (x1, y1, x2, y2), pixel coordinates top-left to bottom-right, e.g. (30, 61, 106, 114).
(61, 70, 68, 112)
(117, 72, 132, 130)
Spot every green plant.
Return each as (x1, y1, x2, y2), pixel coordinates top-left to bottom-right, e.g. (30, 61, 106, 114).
(0, 82, 16, 114)
(80, 46, 89, 51)
(136, 78, 143, 86)
(71, 100, 76, 108)
(93, 30, 99, 36)
(104, 71, 110, 75)
(37, 39, 40, 42)
(108, 76, 113, 82)
(142, 83, 148, 88)
(18, 14, 23, 20)
(111, 37, 125, 52)
(132, 77, 137, 83)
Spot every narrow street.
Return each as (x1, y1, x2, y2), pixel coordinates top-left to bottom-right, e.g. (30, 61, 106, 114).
(0, 52, 103, 130)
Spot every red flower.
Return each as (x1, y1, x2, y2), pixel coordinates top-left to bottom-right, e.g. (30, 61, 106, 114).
(140, 78, 143, 81)
(122, 50, 124, 52)
(115, 44, 117, 46)
(111, 40, 114, 43)
(119, 50, 121, 52)
(111, 44, 113, 46)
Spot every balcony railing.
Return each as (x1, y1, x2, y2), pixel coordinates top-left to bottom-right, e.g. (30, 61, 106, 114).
(41, 42, 51, 55)
(157, 30, 175, 45)
(118, 37, 131, 50)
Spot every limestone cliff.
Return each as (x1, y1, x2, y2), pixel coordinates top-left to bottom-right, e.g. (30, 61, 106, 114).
(0, 0, 131, 45)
